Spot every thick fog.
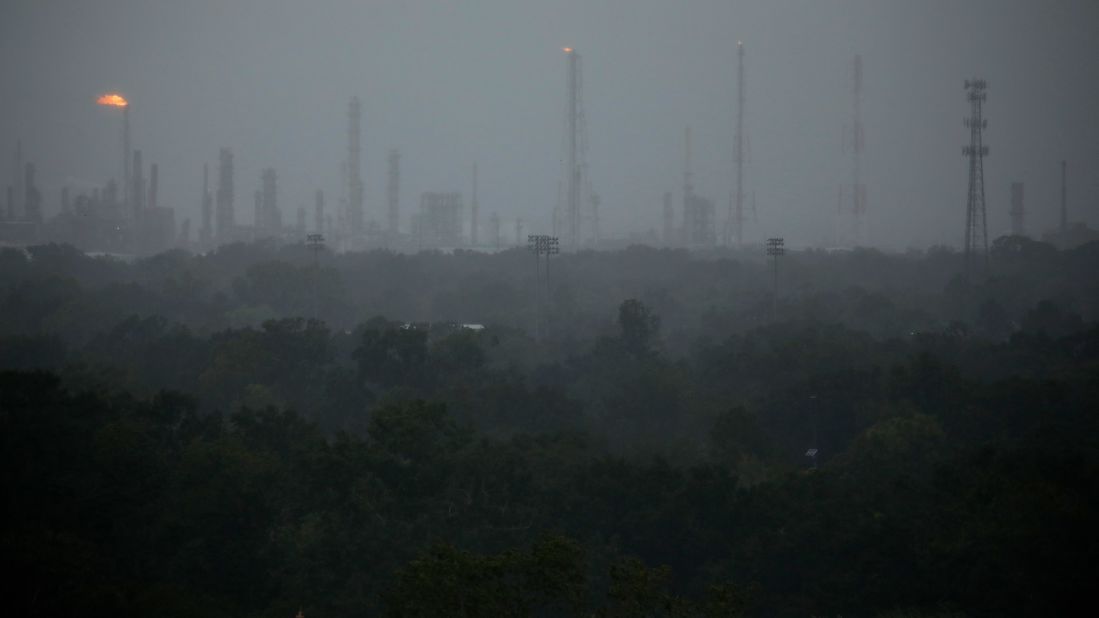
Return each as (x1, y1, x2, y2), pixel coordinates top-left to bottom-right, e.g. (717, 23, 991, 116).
(2, 0, 1097, 249)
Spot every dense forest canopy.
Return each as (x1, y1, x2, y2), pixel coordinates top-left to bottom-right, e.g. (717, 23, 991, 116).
(3, 238, 1098, 616)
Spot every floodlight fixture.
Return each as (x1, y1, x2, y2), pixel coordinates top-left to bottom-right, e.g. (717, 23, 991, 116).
(766, 237, 785, 256)
(526, 234, 560, 340)
(766, 237, 785, 308)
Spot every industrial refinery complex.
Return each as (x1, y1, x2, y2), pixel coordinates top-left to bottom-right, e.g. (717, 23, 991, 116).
(2, 47, 1094, 259)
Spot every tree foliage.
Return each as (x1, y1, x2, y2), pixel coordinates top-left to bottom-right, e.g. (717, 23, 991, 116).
(3, 240, 1099, 615)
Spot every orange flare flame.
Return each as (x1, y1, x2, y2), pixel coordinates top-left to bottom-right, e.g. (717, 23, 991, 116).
(97, 93, 128, 108)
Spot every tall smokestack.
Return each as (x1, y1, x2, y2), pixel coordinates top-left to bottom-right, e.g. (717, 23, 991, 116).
(24, 163, 41, 223)
(850, 54, 866, 245)
(12, 140, 24, 219)
(730, 40, 745, 246)
(1060, 160, 1067, 232)
(97, 93, 130, 211)
(200, 163, 213, 246)
(132, 149, 144, 219)
(663, 191, 673, 246)
(123, 107, 131, 213)
(490, 211, 500, 248)
(259, 167, 279, 234)
(471, 162, 479, 246)
(148, 163, 158, 210)
(387, 148, 400, 235)
(683, 126, 693, 205)
(564, 47, 581, 249)
(1010, 182, 1025, 237)
(314, 190, 325, 233)
(254, 189, 262, 232)
(592, 193, 600, 244)
(348, 97, 364, 234)
(682, 127, 693, 245)
(216, 148, 234, 240)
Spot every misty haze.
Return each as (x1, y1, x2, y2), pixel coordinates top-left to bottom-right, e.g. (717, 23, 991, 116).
(2, 1, 1098, 616)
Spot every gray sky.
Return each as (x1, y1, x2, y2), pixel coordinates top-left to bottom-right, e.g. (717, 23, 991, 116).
(2, 0, 1097, 249)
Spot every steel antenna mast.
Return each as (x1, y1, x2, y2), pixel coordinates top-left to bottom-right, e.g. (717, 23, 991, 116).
(564, 48, 581, 250)
(728, 41, 746, 246)
(962, 79, 989, 280)
(851, 55, 866, 245)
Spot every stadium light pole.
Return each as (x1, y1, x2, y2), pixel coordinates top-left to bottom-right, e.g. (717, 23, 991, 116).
(544, 235, 559, 296)
(806, 393, 819, 469)
(766, 237, 785, 310)
(528, 235, 544, 340)
(307, 233, 325, 320)
(527, 234, 559, 340)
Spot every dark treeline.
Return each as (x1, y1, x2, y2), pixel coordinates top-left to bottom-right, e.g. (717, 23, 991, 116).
(3, 237, 1098, 616)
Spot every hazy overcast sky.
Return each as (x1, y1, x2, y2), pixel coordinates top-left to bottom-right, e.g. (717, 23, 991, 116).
(2, 0, 1097, 249)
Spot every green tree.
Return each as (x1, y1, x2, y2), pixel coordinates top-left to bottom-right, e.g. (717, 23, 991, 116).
(384, 537, 587, 617)
(618, 298, 661, 356)
(353, 319, 430, 389)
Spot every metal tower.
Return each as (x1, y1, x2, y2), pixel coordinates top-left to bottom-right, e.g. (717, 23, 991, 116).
(471, 162, 479, 246)
(1060, 160, 1067, 232)
(216, 147, 234, 240)
(1009, 182, 1025, 236)
(387, 148, 400, 236)
(148, 163, 158, 210)
(12, 140, 24, 219)
(848, 55, 866, 245)
(22, 162, 41, 224)
(560, 47, 594, 250)
(564, 48, 581, 249)
(257, 167, 280, 234)
(766, 237, 785, 309)
(683, 126, 693, 235)
(347, 97, 364, 234)
(662, 191, 673, 246)
(527, 234, 559, 339)
(199, 164, 212, 246)
(726, 41, 746, 246)
(590, 193, 600, 245)
(681, 127, 715, 247)
(489, 211, 501, 248)
(123, 106, 131, 216)
(97, 94, 130, 215)
(132, 149, 144, 218)
(963, 79, 989, 279)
